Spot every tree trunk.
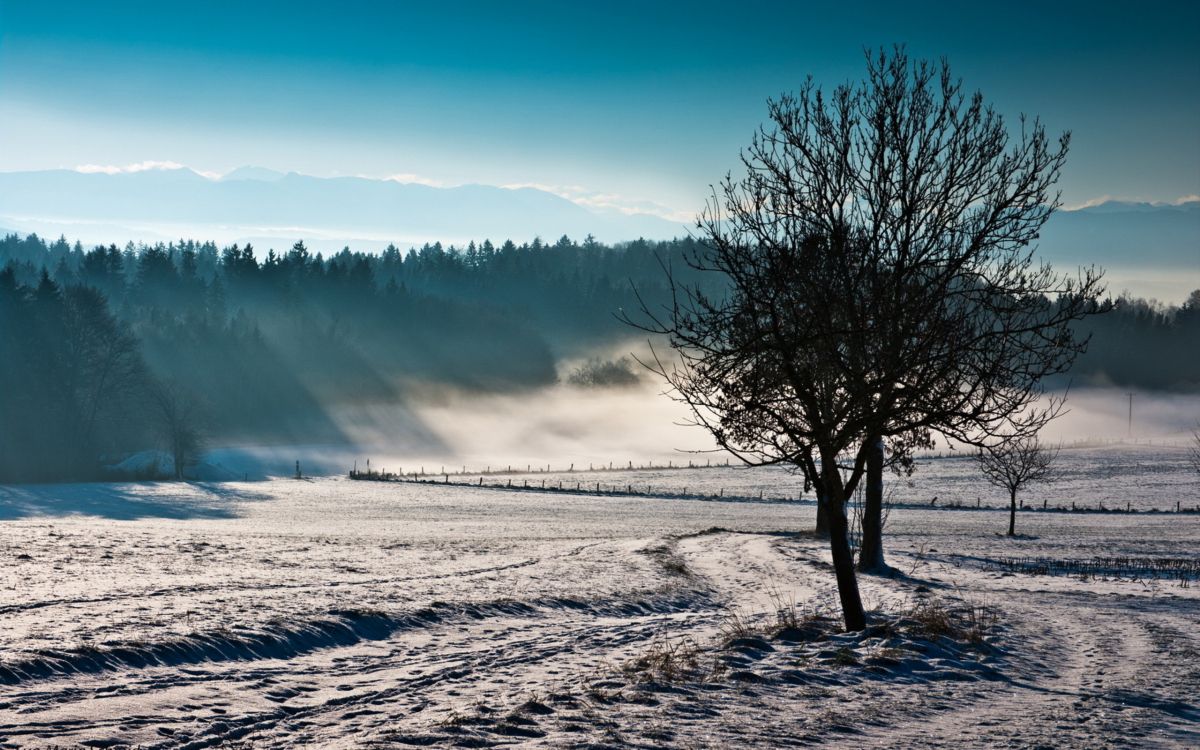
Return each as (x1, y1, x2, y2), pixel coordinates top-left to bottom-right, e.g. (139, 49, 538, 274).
(1008, 488, 1017, 536)
(815, 490, 830, 537)
(857, 435, 887, 573)
(821, 462, 866, 631)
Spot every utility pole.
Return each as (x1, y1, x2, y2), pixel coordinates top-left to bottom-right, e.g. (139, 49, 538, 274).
(1128, 392, 1133, 439)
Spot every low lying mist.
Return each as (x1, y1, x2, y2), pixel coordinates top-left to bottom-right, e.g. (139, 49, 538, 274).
(1040, 388, 1200, 445)
(201, 375, 1200, 480)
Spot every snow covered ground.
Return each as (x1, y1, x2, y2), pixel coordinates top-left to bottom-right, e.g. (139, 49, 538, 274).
(0, 447, 1198, 748)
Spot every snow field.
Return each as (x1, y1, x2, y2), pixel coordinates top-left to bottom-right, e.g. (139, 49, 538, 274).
(0, 447, 1197, 747)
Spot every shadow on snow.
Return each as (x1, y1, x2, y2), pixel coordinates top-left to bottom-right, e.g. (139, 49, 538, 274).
(0, 481, 270, 521)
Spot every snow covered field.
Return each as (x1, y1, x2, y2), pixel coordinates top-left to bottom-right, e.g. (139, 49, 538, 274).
(1, 446, 1198, 748)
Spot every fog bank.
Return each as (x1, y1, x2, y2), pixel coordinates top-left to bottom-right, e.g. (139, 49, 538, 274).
(202, 383, 1200, 479)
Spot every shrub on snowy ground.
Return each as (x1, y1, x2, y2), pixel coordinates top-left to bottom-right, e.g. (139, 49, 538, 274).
(901, 596, 999, 646)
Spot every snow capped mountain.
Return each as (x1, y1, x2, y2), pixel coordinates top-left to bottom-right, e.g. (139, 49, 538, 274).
(0, 167, 687, 249)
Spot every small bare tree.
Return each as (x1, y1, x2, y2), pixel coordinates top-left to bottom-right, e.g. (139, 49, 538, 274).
(1189, 426, 1200, 475)
(976, 436, 1058, 536)
(150, 380, 205, 480)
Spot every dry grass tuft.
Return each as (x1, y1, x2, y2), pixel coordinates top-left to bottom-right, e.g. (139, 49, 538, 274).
(906, 599, 958, 637)
(640, 543, 692, 578)
(717, 608, 762, 643)
(620, 637, 705, 684)
(720, 590, 831, 645)
(904, 595, 998, 645)
(767, 589, 831, 635)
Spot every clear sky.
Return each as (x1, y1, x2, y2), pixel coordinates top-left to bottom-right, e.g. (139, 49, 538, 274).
(1, 0, 1197, 220)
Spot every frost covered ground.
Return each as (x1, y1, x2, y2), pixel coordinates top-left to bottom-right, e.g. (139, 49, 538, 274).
(0, 445, 1198, 748)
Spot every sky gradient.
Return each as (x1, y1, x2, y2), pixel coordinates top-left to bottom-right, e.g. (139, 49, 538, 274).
(1, 1, 1197, 220)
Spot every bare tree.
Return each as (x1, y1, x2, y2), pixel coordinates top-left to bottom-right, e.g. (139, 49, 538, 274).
(629, 48, 1104, 630)
(1189, 426, 1200, 475)
(976, 436, 1058, 536)
(150, 381, 205, 480)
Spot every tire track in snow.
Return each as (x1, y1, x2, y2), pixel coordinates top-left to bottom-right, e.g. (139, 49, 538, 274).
(0, 541, 608, 617)
(1, 585, 722, 747)
(853, 579, 1200, 748)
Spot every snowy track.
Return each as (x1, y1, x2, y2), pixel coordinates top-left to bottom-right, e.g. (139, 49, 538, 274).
(855, 577, 1200, 748)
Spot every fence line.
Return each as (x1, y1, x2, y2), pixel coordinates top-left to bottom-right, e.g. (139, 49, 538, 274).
(349, 437, 1191, 478)
(346, 468, 1200, 515)
(349, 457, 735, 480)
(347, 468, 798, 504)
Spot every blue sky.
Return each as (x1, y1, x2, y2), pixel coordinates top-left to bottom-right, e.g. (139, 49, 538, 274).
(1, 0, 1197, 219)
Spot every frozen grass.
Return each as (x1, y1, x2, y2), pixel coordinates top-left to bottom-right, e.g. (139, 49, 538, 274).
(993, 555, 1200, 581)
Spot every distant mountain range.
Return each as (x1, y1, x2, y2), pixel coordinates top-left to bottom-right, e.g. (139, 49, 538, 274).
(1036, 199, 1199, 300)
(1039, 199, 1199, 267)
(0, 166, 1195, 297)
(0, 166, 686, 248)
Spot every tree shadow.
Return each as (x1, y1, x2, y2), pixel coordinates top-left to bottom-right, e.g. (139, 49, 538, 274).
(0, 481, 271, 521)
(858, 564, 956, 591)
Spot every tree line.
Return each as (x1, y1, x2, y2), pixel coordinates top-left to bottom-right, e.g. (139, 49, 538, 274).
(0, 225, 1195, 484)
(0, 233, 713, 482)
